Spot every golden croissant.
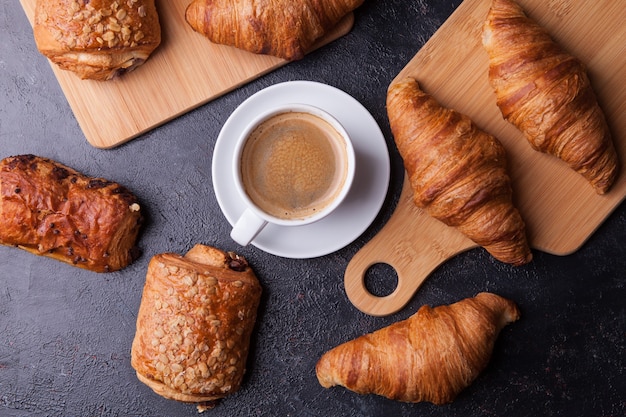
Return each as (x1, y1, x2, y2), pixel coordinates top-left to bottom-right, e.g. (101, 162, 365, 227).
(316, 292, 520, 404)
(185, 0, 364, 60)
(482, 0, 618, 194)
(387, 77, 532, 266)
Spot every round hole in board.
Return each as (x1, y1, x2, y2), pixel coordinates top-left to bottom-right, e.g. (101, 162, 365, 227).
(363, 263, 398, 298)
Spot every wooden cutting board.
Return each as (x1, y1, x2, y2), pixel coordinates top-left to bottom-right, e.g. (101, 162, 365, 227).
(18, 1, 354, 149)
(345, 0, 626, 316)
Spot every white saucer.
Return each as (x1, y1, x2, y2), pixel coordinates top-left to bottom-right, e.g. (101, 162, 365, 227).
(212, 81, 390, 258)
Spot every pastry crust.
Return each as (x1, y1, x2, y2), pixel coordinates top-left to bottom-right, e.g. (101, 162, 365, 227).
(0, 154, 143, 272)
(316, 292, 520, 404)
(387, 77, 531, 266)
(185, 0, 364, 60)
(131, 245, 262, 404)
(33, 0, 161, 80)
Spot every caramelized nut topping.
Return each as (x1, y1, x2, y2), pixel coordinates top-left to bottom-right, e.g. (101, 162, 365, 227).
(40, 0, 153, 50)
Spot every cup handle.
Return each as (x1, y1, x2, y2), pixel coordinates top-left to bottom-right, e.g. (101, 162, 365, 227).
(230, 208, 268, 246)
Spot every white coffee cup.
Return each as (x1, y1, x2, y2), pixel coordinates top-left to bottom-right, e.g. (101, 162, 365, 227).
(230, 103, 356, 246)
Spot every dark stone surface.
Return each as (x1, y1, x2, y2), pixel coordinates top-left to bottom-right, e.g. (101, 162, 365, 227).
(1, 1, 624, 416)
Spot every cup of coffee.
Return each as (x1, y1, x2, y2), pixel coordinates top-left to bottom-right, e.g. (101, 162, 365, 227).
(230, 103, 356, 246)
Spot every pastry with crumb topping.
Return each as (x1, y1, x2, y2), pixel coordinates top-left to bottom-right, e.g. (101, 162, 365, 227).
(33, 0, 161, 80)
(131, 244, 262, 409)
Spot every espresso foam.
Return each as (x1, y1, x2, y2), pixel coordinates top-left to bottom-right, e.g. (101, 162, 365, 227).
(240, 111, 348, 220)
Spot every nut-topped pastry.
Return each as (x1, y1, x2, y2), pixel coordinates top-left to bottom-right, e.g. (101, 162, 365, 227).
(131, 244, 262, 409)
(33, 0, 161, 80)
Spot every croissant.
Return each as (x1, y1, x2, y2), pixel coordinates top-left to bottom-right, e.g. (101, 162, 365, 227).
(185, 0, 364, 60)
(316, 292, 520, 404)
(33, 0, 161, 80)
(386, 77, 531, 266)
(0, 154, 142, 272)
(482, 0, 618, 194)
(131, 244, 262, 408)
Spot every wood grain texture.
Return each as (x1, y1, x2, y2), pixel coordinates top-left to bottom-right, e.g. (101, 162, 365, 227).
(345, 0, 626, 316)
(19, 1, 354, 148)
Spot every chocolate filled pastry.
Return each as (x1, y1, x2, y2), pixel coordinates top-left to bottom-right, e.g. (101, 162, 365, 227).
(0, 154, 143, 272)
(33, 0, 161, 80)
(185, 0, 364, 61)
(131, 244, 262, 408)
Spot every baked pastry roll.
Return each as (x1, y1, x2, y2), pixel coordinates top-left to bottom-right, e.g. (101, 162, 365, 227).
(185, 0, 364, 60)
(33, 0, 161, 80)
(387, 77, 531, 266)
(316, 292, 520, 404)
(131, 244, 262, 407)
(482, 0, 618, 194)
(0, 154, 143, 272)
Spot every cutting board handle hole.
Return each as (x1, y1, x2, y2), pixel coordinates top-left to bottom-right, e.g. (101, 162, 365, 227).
(363, 263, 398, 297)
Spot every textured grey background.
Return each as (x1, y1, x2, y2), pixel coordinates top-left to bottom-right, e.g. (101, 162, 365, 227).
(1, 1, 625, 416)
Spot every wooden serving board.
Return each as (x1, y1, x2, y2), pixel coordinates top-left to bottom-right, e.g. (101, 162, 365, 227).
(18, 1, 354, 149)
(345, 0, 626, 316)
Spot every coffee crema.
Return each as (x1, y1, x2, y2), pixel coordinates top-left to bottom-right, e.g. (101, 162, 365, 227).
(240, 111, 349, 220)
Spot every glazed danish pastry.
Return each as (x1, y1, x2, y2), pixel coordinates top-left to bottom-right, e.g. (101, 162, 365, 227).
(0, 154, 143, 272)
